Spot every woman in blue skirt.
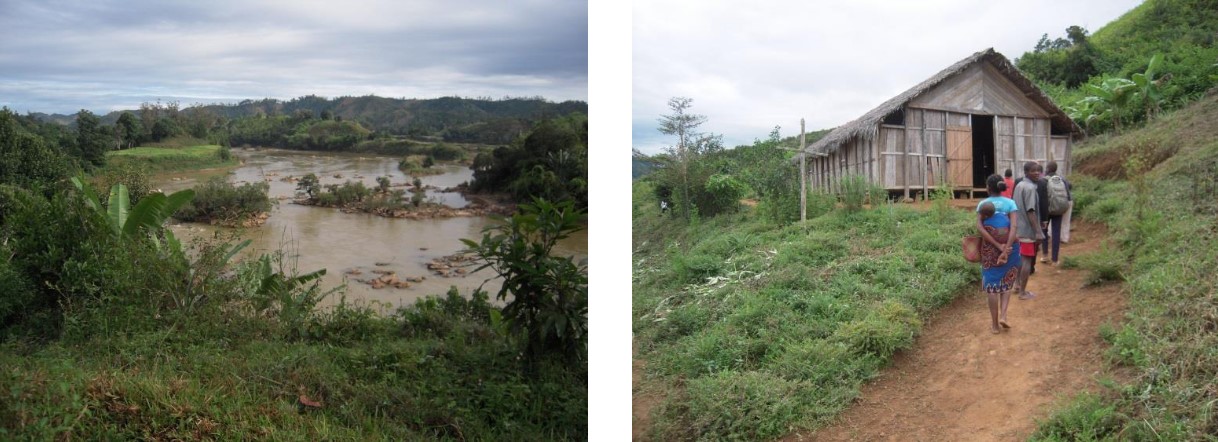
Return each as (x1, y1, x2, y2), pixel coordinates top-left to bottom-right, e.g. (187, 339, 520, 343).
(976, 174, 1021, 334)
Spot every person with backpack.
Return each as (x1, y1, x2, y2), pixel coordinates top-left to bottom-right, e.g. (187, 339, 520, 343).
(1042, 161, 1073, 266)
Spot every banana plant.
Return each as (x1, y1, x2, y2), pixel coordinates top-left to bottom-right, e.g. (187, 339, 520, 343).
(1084, 76, 1139, 135)
(1065, 97, 1111, 138)
(71, 175, 195, 239)
(1131, 54, 1165, 121)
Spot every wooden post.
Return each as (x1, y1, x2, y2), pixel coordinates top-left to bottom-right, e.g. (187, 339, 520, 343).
(800, 119, 807, 222)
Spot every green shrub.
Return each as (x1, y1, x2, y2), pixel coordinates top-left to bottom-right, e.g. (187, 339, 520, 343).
(430, 143, 463, 161)
(838, 174, 870, 212)
(315, 192, 337, 207)
(831, 300, 921, 359)
(399, 288, 495, 339)
(1074, 247, 1126, 286)
(0, 251, 37, 336)
(1029, 393, 1123, 441)
(461, 198, 587, 363)
(174, 177, 272, 225)
(678, 370, 801, 441)
(93, 164, 153, 206)
(701, 173, 746, 215)
(671, 253, 722, 284)
(296, 173, 320, 199)
(331, 180, 371, 205)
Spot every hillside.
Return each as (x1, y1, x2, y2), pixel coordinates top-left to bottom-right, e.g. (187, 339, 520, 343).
(1016, 0, 1218, 134)
(27, 95, 587, 145)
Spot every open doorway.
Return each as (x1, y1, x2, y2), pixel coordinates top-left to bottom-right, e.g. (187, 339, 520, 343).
(971, 115, 994, 188)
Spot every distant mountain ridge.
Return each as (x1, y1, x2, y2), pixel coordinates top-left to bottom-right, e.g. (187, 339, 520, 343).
(27, 95, 587, 144)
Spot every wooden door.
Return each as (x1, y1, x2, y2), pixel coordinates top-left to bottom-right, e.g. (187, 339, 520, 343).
(946, 126, 972, 188)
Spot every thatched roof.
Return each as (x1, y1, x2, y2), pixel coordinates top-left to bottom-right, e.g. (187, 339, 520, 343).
(799, 48, 1080, 159)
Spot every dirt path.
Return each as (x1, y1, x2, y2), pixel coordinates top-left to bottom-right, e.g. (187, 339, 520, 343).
(632, 215, 1127, 441)
(633, 342, 660, 441)
(786, 219, 1126, 441)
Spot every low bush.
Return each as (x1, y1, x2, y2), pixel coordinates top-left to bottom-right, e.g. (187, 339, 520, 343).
(174, 177, 272, 225)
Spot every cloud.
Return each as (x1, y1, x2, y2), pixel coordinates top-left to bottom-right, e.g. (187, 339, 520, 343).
(632, 0, 1142, 154)
(0, 0, 587, 114)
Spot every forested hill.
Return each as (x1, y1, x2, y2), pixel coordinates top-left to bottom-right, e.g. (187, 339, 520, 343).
(1014, 0, 1218, 135)
(28, 95, 587, 145)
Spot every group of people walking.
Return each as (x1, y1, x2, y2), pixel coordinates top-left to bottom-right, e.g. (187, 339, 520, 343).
(975, 161, 1072, 334)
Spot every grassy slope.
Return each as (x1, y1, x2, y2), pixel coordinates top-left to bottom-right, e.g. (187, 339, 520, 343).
(633, 184, 978, 440)
(1029, 89, 1218, 440)
(106, 145, 237, 174)
(0, 290, 586, 440)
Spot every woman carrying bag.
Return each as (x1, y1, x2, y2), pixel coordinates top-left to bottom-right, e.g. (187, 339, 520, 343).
(976, 174, 1021, 334)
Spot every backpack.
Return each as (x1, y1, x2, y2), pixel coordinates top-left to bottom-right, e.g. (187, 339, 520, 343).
(1047, 175, 1069, 216)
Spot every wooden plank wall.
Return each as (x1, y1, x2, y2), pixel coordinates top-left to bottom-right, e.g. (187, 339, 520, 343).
(806, 115, 1065, 192)
(879, 125, 904, 189)
(929, 110, 955, 188)
(904, 110, 923, 193)
(1050, 136, 1071, 175)
(995, 116, 1050, 179)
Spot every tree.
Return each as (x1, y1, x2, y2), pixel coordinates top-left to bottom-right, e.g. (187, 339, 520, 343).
(296, 173, 320, 199)
(658, 97, 703, 220)
(151, 117, 181, 142)
(656, 97, 731, 219)
(1016, 26, 1104, 88)
(115, 112, 143, 149)
(0, 108, 70, 189)
(75, 110, 110, 169)
(461, 198, 587, 364)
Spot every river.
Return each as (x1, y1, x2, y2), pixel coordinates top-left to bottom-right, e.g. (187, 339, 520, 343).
(159, 148, 588, 308)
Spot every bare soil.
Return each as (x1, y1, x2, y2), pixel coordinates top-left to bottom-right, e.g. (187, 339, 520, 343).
(633, 342, 662, 441)
(632, 204, 1128, 442)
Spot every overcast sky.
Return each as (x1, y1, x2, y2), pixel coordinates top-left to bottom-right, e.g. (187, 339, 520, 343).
(633, 0, 1144, 154)
(0, 0, 587, 115)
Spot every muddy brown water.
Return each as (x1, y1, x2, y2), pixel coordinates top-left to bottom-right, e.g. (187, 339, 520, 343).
(159, 148, 588, 309)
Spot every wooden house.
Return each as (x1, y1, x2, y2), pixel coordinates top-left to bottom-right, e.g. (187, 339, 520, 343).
(799, 48, 1081, 198)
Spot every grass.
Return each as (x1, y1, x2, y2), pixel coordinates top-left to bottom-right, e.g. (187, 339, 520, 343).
(106, 145, 237, 174)
(1028, 92, 1218, 440)
(632, 179, 977, 440)
(0, 291, 586, 440)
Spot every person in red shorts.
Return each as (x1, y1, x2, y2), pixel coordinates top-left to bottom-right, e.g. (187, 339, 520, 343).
(1001, 168, 1014, 199)
(1012, 161, 1045, 300)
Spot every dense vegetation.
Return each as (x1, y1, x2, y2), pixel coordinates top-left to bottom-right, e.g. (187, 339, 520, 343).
(470, 113, 588, 210)
(1028, 89, 1218, 441)
(294, 175, 443, 216)
(29, 95, 587, 147)
(1015, 0, 1218, 135)
(0, 101, 588, 437)
(174, 177, 273, 227)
